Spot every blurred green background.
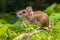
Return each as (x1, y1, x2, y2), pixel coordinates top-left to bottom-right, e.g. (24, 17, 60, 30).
(0, 0, 60, 40)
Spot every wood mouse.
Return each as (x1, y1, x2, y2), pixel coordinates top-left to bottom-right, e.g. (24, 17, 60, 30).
(17, 6, 51, 30)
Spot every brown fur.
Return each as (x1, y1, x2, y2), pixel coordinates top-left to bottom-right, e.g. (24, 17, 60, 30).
(17, 6, 51, 30)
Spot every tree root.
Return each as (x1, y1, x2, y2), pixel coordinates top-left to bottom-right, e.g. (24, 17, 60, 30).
(13, 30, 41, 40)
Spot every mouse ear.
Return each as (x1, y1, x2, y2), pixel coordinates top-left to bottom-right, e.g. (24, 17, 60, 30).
(26, 6, 33, 14)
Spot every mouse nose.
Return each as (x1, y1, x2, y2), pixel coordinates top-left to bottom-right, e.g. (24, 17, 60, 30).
(17, 13, 22, 15)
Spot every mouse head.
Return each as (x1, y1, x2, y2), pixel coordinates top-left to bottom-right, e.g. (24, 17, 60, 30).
(17, 6, 33, 19)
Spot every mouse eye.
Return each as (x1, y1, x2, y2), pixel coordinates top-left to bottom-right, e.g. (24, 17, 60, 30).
(22, 11, 26, 14)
